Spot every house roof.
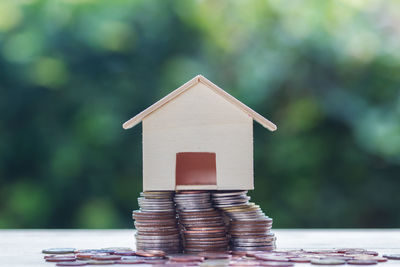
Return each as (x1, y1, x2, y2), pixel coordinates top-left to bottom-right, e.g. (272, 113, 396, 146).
(122, 75, 277, 131)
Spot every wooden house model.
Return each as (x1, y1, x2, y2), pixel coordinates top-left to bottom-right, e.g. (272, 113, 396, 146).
(123, 75, 277, 191)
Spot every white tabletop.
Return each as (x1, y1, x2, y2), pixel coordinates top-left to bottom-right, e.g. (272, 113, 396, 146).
(1, 229, 399, 266)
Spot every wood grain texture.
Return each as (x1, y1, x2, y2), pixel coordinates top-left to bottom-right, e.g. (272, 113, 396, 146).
(123, 76, 199, 129)
(1, 229, 399, 267)
(142, 82, 253, 191)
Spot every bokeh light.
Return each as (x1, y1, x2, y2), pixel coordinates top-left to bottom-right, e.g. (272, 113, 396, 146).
(0, 0, 399, 229)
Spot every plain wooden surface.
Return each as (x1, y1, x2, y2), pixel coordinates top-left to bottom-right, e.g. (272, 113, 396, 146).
(1, 229, 399, 266)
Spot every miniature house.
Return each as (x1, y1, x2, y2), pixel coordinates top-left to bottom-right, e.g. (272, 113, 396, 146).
(123, 75, 276, 191)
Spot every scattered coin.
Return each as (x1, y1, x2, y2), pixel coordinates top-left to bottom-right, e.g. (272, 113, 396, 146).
(259, 262, 294, 267)
(43, 248, 77, 254)
(142, 259, 167, 265)
(363, 251, 379, 256)
(56, 262, 88, 266)
(310, 258, 346, 265)
(112, 251, 136, 256)
(289, 257, 311, 263)
(102, 247, 132, 252)
(372, 257, 388, 262)
(197, 252, 231, 259)
(45, 254, 76, 259)
(86, 260, 115, 265)
(114, 260, 146, 264)
(77, 249, 114, 254)
(347, 259, 378, 265)
(254, 255, 289, 262)
(42, 245, 396, 267)
(76, 253, 97, 260)
(42, 192, 398, 267)
(168, 255, 205, 262)
(46, 257, 77, 262)
(160, 263, 183, 266)
(337, 248, 365, 254)
(90, 255, 121, 261)
(135, 249, 166, 257)
(231, 251, 248, 256)
(229, 259, 261, 266)
(383, 254, 400, 260)
(120, 256, 144, 260)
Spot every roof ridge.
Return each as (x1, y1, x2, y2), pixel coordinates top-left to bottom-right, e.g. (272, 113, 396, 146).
(122, 75, 277, 131)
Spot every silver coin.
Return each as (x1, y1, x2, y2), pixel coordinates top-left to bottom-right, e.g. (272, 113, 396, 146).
(232, 236, 276, 242)
(232, 246, 275, 251)
(174, 197, 211, 201)
(140, 199, 174, 203)
(211, 191, 247, 197)
(137, 241, 180, 246)
(139, 207, 176, 211)
(213, 194, 249, 199)
(177, 208, 215, 212)
(136, 237, 180, 242)
(139, 205, 175, 209)
(310, 259, 346, 265)
(42, 248, 76, 254)
(215, 197, 248, 201)
(177, 205, 213, 209)
(138, 200, 174, 204)
(138, 197, 173, 202)
(137, 242, 180, 247)
(175, 192, 210, 196)
(175, 197, 211, 200)
(231, 242, 277, 246)
(213, 197, 250, 203)
(383, 254, 400, 260)
(140, 209, 176, 212)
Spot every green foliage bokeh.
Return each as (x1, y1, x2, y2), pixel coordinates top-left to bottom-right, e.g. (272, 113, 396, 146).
(0, 0, 399, 228)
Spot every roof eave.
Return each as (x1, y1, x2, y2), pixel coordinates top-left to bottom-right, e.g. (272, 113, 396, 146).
(122, 75, 277, 131)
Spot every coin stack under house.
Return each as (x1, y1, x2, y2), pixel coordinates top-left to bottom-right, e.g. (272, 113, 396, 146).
(211, 191, 276, 252)
(132, 191, 181, 254)
(174, 191, 229, 253)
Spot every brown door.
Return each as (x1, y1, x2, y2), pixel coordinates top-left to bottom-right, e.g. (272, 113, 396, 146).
(175, 152, 217, 186)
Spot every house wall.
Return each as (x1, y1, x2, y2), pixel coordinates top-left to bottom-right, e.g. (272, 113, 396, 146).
(142, 82, 253, 191)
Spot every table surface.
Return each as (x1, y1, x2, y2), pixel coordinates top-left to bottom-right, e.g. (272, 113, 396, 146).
(1, 229, 399, 266)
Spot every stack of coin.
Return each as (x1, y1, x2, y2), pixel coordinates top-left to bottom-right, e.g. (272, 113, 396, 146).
(174, 191, 229, 253)
(211, 191, 276, 252)
(132, 191, 181, 254)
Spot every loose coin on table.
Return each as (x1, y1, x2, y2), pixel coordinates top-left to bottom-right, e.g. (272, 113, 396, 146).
(43, 248, 77, 254)
(383, 254, 400, 260)
(310, 258, 346, 265)
(347, 259, 378, 265)
(42, 190, 398, 267)
(42, 247, 398, 267)
(56, 262, 88, 266)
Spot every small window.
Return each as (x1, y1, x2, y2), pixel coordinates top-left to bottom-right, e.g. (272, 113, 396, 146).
(176, 152, 217, 186)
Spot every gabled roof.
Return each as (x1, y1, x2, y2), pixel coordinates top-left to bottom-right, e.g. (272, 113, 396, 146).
(123, 75, 277, 131)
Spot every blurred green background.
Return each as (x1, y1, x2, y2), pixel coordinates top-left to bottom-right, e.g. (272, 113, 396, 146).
(0, 0, 399, 229)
